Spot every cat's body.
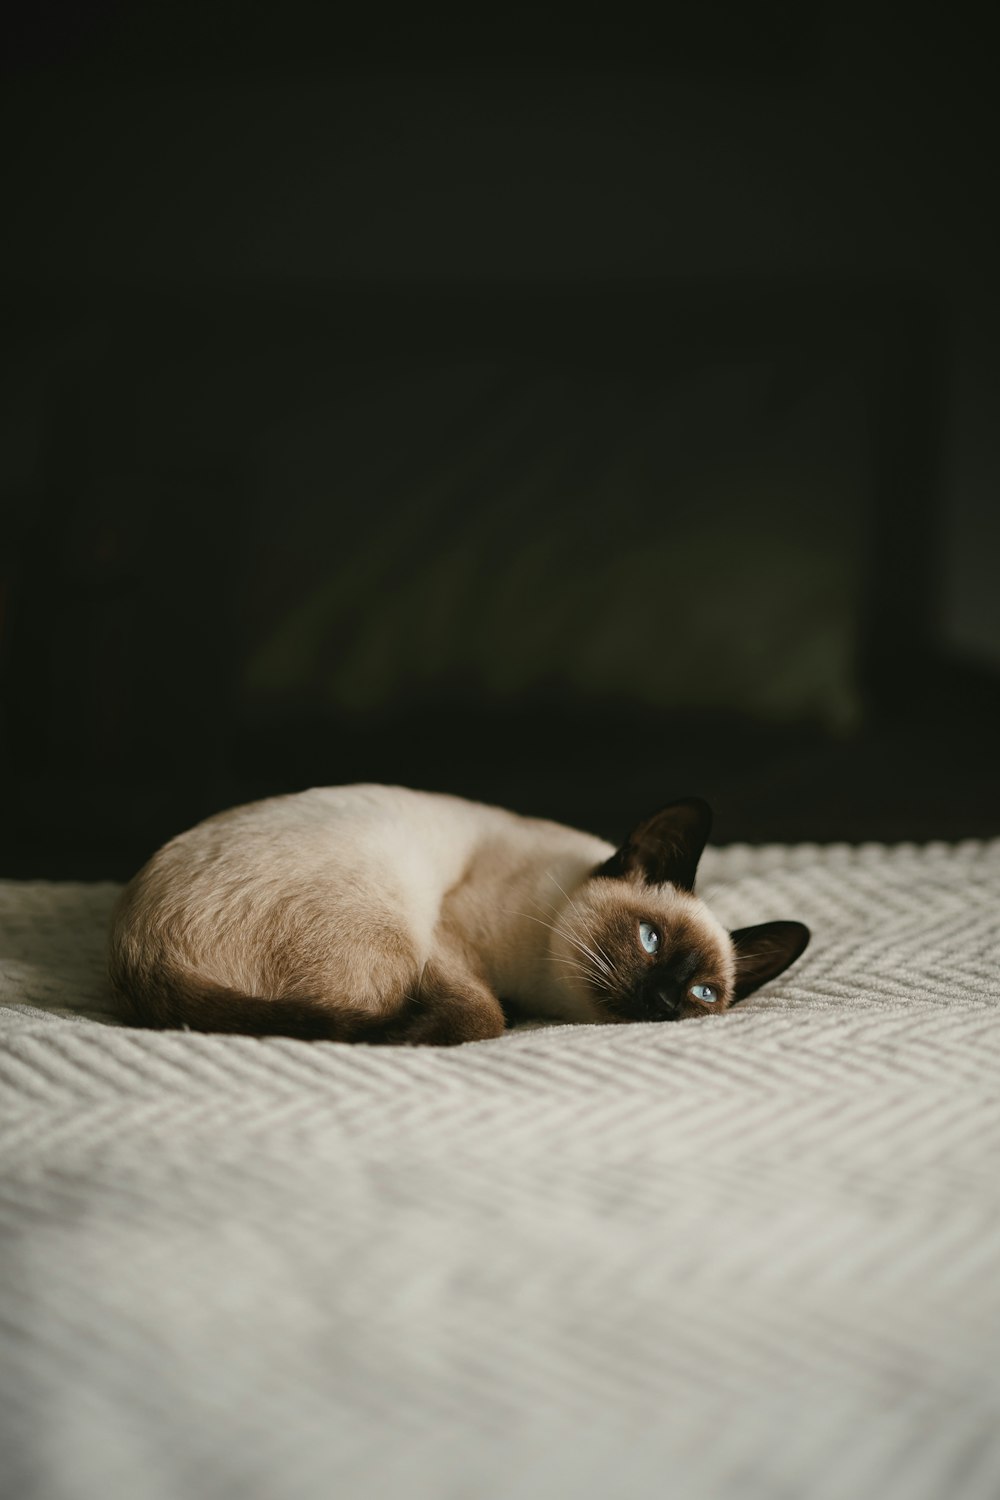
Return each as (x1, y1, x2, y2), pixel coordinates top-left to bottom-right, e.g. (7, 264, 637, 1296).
(109, 785, 809, 1044)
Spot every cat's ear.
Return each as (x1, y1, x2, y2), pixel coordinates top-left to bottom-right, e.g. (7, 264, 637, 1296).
(729, 922, 810, 1002)
(596, 798, 713, 891)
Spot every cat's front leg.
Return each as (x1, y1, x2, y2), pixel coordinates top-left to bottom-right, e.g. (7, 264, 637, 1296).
(374, 962, 506, 1046)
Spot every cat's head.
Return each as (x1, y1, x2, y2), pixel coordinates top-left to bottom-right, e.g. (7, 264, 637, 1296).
(552, 799, 809, 1023)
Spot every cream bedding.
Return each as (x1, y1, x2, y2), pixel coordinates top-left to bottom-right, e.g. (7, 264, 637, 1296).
(2, 840, 999, 1500)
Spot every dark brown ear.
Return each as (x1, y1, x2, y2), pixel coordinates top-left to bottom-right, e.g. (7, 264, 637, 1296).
(596, 798, 713, 891)
(729, 922, 810, 1002)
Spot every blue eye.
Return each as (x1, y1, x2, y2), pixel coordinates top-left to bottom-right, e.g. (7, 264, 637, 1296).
(639, 922, 660, 955)
(690, 984, 719, 1004)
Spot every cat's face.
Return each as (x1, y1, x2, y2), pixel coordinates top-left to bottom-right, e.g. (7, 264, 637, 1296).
(552, 799, 809, 1023)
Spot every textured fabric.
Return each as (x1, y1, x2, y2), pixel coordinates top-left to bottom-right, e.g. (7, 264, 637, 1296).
(1, 840, 999, 1500)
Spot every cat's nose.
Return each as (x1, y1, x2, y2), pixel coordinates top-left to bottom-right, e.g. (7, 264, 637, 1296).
(653, 988, 683, 1021)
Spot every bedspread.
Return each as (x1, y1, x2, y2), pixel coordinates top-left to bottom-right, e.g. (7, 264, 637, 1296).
(2, 840, 999, 1500)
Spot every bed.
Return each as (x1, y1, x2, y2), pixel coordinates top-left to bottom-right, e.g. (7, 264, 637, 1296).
(2, 838, 999, 1499)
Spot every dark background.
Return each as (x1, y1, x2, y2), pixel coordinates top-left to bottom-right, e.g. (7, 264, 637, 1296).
(2, 1, 999, 878)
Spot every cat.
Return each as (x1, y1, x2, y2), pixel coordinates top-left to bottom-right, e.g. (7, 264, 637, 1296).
(108, 785, 809, 1044)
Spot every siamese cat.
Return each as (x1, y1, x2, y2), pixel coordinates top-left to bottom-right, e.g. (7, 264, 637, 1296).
(108, 785, 809, 1045)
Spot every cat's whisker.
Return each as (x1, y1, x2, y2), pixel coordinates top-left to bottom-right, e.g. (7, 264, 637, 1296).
(506, 903, 615, 981)
(538, 902, 613, 976)
(504, 908, 561, 936)
(545, 873, 618, 975)
(547, 951, 610, 982)
(576, 924, 617, 975)
(525, 882, 614, 971)
(548, 955, 613, 996)
(564, 930, 615, 980)
(562, 921, 615, 979)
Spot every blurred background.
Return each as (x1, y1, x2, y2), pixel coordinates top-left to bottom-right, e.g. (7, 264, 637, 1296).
(2, 1, 998, 877)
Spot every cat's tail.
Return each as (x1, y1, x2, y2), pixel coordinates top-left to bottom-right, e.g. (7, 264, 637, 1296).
(109, 956, 374, 1042)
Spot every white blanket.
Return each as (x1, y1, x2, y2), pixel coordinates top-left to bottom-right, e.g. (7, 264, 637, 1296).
(2, 840, 999, 1500)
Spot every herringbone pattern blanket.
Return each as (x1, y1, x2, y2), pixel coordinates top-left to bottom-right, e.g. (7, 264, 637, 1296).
(2, 840, 999, 1500)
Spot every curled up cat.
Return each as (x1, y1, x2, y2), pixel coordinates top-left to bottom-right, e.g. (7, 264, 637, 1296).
(108, 785, 810, 1045)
